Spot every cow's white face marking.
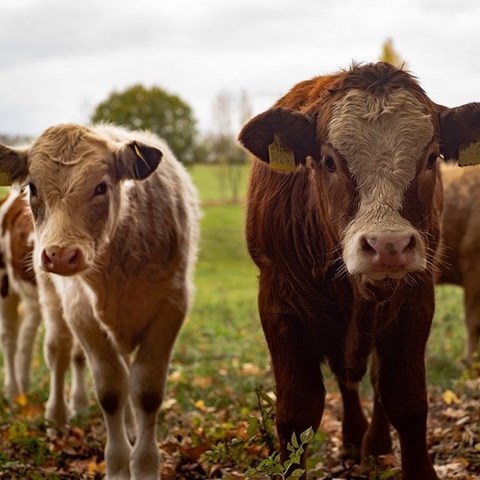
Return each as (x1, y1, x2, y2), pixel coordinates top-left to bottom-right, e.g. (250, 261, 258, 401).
(328, 89, 434, 279)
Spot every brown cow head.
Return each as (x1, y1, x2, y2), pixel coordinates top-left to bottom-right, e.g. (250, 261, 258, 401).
(0, 124, 162, 276)
(239, 63, 480, 287)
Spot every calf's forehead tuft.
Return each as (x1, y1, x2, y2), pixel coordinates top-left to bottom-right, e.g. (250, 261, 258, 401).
(31, 124, 111, 166)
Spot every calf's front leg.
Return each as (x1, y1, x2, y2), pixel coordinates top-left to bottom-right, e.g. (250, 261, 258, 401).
(39, 279, 72, 426)
(70, 316, 132, 480)
(129, 305, 185, 480)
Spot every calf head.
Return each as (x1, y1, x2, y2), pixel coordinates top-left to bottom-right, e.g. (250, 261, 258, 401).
(0, 124, 162, 276)
(240, 63, 480, 288)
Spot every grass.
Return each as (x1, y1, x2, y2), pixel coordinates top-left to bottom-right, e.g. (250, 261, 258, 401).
(428, 285, 466, 386)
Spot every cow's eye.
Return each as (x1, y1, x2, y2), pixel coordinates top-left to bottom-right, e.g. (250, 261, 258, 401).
(29, 182, 37, 197)
(323, 156, 337, 173)
(94, 182, 108, 196)
(426, 154, 438, 170)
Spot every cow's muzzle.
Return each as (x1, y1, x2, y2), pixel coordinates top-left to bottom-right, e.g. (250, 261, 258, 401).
(344, 229, 426, 280)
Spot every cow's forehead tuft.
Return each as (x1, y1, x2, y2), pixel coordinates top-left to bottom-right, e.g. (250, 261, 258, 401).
(328, 88, 434, 165)
(328, 88, 434, 214)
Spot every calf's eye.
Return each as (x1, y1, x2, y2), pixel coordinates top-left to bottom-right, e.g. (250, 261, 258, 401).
(94, 182, 108, 196)
(29, 182, 37, 197)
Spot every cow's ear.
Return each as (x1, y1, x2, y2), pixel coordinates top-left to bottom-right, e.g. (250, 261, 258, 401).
(439, 102, 480, 165)
(238, 107, 317, 171)
(115, 141, 163, 180)
(0, 144, 29, 185)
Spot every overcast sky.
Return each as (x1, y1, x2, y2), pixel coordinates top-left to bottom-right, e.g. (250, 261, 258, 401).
(1, 0, 479, 138)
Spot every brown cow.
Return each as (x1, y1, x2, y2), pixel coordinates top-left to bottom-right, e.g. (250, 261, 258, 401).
(0, 124, 200, 480)
(438, 163, 480, 365)
(239, 62, 480, 480)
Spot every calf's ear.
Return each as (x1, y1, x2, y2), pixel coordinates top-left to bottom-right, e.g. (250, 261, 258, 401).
(238, 107, 317, 171)
(0, 145, 29, 186)
(115, 141, 163, 181)
(439, 102, 480, 165)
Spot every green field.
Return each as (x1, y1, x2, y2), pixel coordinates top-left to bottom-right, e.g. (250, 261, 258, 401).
(0, 163, 474, 479)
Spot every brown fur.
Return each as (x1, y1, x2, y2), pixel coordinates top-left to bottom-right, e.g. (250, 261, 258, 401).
(1, 195, 35, 285)
(240, 63, 480, 480)
(438, 163, 480, 363)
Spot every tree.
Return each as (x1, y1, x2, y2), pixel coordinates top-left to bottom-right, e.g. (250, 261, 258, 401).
(378, 38, 407, 68)
(207, 91, 249, 203)
(91, 84, 197, 162)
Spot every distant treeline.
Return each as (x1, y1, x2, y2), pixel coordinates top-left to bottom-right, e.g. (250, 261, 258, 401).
(0, 134, 31, 146)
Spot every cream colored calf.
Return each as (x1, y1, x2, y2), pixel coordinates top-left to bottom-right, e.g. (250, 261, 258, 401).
(0, 124, 199, 480)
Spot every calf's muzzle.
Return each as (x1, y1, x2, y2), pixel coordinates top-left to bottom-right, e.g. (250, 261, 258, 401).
(41, 246, 86, 276)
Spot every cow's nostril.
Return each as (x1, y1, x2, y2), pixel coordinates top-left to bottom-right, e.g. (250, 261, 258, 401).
(360, 235, 376, 254)
(68, 249, 79, 265)
(405, 235, 416, 251)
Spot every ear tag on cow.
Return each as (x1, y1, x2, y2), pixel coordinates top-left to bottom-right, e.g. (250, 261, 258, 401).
(458, 141, 480, 167)
(268, 136, 296, 173)
(0, 172, 12, 186)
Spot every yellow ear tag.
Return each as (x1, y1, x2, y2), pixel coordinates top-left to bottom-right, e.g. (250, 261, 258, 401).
(0, 172, 12, 186)
(268, 137, 296, 173)
(458, 141, 480, 167)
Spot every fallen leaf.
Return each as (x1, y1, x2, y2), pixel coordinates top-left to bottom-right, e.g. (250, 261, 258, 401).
(442, 389, 461, 405)
(15, 393, 28, 407)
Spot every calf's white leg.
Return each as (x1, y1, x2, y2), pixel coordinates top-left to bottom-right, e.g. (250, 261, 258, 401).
(16, 291, 41, 394)
(0, 292, 21, 399)
(39, 278, 73, 425)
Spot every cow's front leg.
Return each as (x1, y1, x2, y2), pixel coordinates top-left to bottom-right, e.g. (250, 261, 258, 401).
(337, 378, 368, 461)
(374, 295, 437, 480)
(259, 303, 324, 478)
(0, 293, 21, 399)
(129, 305, 184, 480)
(361, 353, 392, 459)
